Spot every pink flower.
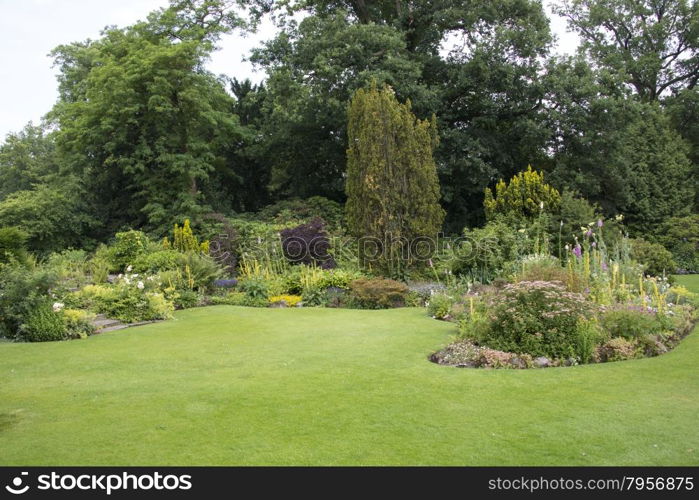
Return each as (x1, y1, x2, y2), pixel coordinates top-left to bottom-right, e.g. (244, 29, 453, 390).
(573, 244, 582, 258)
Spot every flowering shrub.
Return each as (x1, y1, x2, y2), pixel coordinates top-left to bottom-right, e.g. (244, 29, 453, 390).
(62, 308, 96, 339)
(477, 281, 595, 359)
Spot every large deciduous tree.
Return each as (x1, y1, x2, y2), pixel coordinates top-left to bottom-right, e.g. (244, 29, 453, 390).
(553, 0, 699, 101)
(346, 83, 444, 276)
(49, 0, 247, 236)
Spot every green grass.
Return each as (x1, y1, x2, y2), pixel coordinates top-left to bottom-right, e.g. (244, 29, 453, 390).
(1, 277, 698, 465)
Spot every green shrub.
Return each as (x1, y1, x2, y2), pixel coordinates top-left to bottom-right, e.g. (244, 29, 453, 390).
(348, 278, 409, 309)
(18, 302, 67, 342)
(210, 292, 268, 307)
(111, 230, 150, 271)
(478, 281, 594, 359)
(301, 286, 326, 307)
(654, 215, 699, 272)
(575, 318, 607, 364)
(630, 238, 676, 276)
(0, 262, 58, 338)
(600, 307, 664, 340)
(172, 290, 200, 309)
(0, 227, 28, 263)
(238, 278, 268, 300)
(132, 250, 182, 273)
(62, 308, 96, 339)
(454, 219, 533, 280)
(427, 293, 455, 320)
(71, 281, 173, 323)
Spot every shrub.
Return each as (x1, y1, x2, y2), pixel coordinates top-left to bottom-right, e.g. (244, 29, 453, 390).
(478, 281, 594, 359)
(484, 165, 561, 221)
(238, 278, 268, 300)
(0, 227, 28, 263)
(630, 238, 676, 276)
(111, 230, 150, 271)
(18, 302, 67, 342)
(255, 197, 345, 231)
(280, 217, 335, 269)
(654, 215, 699, 272)
(600, 307, 664, 340)
(594, 337, 640, 362)
(575, 318, 607, 364)
(210, 292, 268, 308)
(0, 262, 58, 338)
(62, 309, 96, 339)
(348, 278, 409, 309)
(454, 219, 533, 280)
(515, 254, 569, 283)
(70, 280, 173, 323)
(269, 295, 302, 307)
(427, 293, 455, 320)
(132, 250, 182, 273)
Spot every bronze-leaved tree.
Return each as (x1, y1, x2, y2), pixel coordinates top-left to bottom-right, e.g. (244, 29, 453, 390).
(346, 83, 444, 277)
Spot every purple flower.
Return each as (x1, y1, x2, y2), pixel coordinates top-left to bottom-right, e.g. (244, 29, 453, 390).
(591, 242, 597, 248)
(597, 219, 604, 228)
(573, 244, 582, 258)
(601, 261, 608, 271)
(585, 229, 593, 238)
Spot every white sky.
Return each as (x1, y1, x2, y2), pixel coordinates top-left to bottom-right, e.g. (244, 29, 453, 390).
(0, 0, 578, 141)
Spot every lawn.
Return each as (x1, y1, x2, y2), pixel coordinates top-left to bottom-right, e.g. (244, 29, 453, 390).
(1, 277, 698, 466)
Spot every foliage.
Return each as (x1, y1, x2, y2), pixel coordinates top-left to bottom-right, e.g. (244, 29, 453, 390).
(476, 281, 595, 359)
(484, 166, 561, 221)
(132, 250, 183, 274)
(594, 337, 640, 362)
(654, 215, 699, 272)
(453, 218, 539, 280)
(110, 230, 150, 271)
(71, 279, 174, 324)
(0, 262, 58, 339)
(629, 238, 677, 277)
(348, 277, 409, 309)
(269, 295, 302, 307)
(0, 184, 97, 253)
(600, 307, 665, 340)
(0, 227, 28, 264)
(62, 308, 97, 339)
(49, 1, 246, 234)
(170, 219, 209, 254)
(18, 301, 67, 342)
(254, 197, 345, 231)
(553, 0, 699, 101)
(426, 293, 456, 320)
(238, 278, 269, 300)
(280, 217, 335, 269)
(346, 82, 444, 277)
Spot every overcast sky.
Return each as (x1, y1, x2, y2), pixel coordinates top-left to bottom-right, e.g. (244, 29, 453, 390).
(0, 0, 578, 141)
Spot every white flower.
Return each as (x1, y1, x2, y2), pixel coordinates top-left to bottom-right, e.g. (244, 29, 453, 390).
(137, 281, 145, 290)
(52, 302, 64, 312)
(539, 201, 544, 209)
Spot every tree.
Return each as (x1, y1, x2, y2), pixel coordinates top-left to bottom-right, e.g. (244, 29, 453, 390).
(0, 184, 97, 253)
(346, 83, 444, 276)
(246, 0, 553, 229)
(548, 89, 693, 233)
(554, 0, 699, 101)
(49, 0, 246, 235)
(0, 123, 60, 200)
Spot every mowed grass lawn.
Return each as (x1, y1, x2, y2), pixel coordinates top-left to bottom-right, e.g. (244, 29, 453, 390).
(1, 276, 698, 466)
